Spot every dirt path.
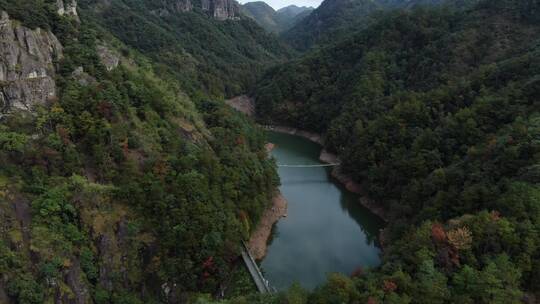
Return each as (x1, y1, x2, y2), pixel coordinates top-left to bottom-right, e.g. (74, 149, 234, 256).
(248, 192, 288, 260)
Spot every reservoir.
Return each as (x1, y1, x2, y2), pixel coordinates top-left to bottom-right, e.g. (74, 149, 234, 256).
(261, 131, 384, 290)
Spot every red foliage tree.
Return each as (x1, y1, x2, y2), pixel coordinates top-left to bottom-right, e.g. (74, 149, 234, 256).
(383, 280, 398, 293)
(202, 256, 214, 269)
(431, 223, 447, 244)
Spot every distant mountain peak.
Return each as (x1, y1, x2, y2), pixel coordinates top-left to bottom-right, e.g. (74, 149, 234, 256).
(282, 0, 469, 51)
(277, 4, 315, 11)
(241, 1, 314, 33)
(142, 0, 240, 20)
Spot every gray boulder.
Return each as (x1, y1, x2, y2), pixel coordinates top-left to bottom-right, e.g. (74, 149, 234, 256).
(0, 11, 63, 116)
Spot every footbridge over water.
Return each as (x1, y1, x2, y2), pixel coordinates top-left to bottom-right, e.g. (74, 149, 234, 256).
(277, 163, 340, 167)
(240, 241, 275, 294)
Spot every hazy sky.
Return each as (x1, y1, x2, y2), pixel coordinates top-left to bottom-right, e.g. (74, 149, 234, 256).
(238, 0, 323, 10)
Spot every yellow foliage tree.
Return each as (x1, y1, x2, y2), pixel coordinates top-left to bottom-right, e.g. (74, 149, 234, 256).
(447, 227, 473, 251)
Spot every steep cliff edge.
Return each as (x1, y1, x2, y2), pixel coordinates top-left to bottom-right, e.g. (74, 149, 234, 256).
(56, 0, 80, 20)
(201, 0, 239, 20)
(0, 11, 63, 116)
(148, 0, 239, 20)
(0, 0, 279, 302)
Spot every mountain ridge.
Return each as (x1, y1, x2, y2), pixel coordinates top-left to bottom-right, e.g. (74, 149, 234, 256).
(282, 0, 480, 50)
(252, 1, 540, 300)
(0, 0, 280, 302)
(241, 1, 314, 32)
(77, 0, 292, 97)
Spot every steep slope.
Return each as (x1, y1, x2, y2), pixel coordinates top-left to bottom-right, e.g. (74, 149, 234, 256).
(252, 0, 540, 301)
(0, 11, 63, 115)
(282, 0, 381, 51)
(282, 0, 479, 51)
(78, 0, 292, 98)
(274, 5, 314, 31)
(277, 4, 312, 16)
(0, 1, 278, 303)
(241, 1, 279, 32)
(241, 2, 313, 33)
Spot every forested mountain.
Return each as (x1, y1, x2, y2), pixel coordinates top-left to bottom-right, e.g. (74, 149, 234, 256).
(282, 0, 381, 50)
(282, 0, 480, 51)
(76, 0, 292, 98)
(0, 0, 280, 303)
(2, 0, 540, 302)
(241, 1, 278, 31)
(249, 0, 540, 302)
(274, 5, 315, 30)
(241, 2, 313, 33)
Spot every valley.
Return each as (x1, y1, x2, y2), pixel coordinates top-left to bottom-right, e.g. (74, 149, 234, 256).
(0, 0, 539, 303)
(260, 131, 383, 291)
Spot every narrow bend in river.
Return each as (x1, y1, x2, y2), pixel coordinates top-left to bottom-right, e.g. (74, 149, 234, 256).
(260, 131, 384, 291)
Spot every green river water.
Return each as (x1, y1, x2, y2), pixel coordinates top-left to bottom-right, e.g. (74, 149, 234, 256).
(260, 131, 384, 291)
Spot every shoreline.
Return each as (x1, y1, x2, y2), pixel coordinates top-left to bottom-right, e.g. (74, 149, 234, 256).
(224, 97, 388, 254)
(263, 125, 324, 145)
(247, 191, 288, 260)
(266, 125, 389, 223)
(247, 142, 286, 261)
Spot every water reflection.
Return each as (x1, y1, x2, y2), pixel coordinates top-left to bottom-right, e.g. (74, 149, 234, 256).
(261, 132, 384, 291)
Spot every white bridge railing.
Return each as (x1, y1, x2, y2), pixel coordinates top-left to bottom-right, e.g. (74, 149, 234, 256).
(277, 163, 340, 168)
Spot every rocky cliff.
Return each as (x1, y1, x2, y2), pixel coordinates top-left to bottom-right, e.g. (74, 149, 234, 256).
(150, 0, 239, 20)
(202, 0, 239, 20)
(57, 0, 80, 21)
(0, 11, 63, 116)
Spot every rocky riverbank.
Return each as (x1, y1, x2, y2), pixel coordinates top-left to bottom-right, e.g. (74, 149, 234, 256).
(247, 192, 288, 260)
(246, 142, 287, 260)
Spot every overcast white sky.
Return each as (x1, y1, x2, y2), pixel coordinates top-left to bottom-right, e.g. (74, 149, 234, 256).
(238, 0, 323, 10)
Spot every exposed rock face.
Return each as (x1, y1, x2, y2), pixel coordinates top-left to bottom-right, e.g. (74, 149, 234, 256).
(201, 0, 239, 20)
(71, 67, 97, 86)
(225, 95, 255, 116)
(97, 44, 120, 71)
(150, 0, 237, 20)
(63, 258, 92, 304)
(56, 0, 80, 21)
(0, 11, 63, 116)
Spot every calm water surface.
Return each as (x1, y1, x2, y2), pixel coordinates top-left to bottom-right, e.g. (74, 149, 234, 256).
(261, 131, 383, 290)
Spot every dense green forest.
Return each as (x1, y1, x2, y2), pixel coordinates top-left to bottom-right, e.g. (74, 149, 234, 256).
(1, 0, 540, 303)
(281, 0, 380, 51)
(281, 0, 482, 51)
(250, 0, 540, 302)
(240, 2, 313, 33)
(77, 0, 292, 98)
(0, 0, 278, 303)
